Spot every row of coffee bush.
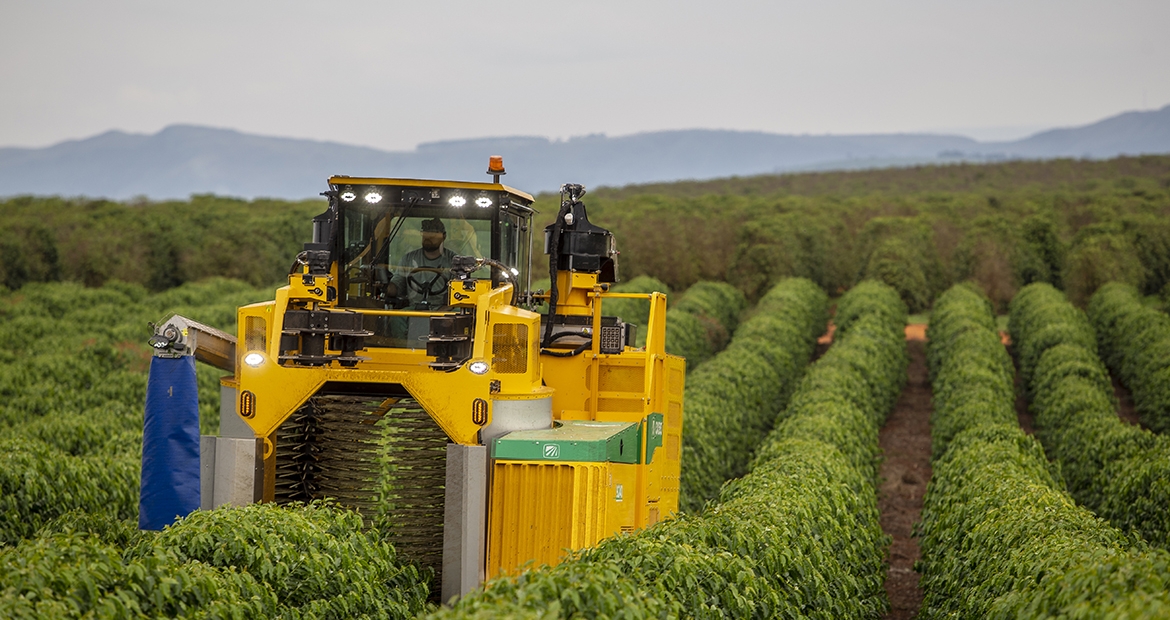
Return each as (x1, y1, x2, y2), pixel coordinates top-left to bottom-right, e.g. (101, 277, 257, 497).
(0, 502, 431, 619)
(1009, 282, 1170, 548)
(678, 277, 828, 512)
(0, 279, 274, 546)
(1087, 282, 1170, 433)
(665, 281, 748, 367)
(731, 279, 908, 616)
(601, 275, 748, 369)
(918, 283, 1170, 617)
(431, 280, 906, 618)
(0, 439, 139, 545)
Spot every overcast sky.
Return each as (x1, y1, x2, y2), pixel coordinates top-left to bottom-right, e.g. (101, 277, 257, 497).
(2, 1, 1167, 150)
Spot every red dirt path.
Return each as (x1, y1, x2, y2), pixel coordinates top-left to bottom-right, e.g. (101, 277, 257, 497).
(879, 334, 932, 619)
(1111, 374, 1142, 427)
(877, 331, 1140, 619)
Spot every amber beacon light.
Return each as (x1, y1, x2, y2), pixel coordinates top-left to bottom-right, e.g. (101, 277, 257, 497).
(488, 155, 506, 183)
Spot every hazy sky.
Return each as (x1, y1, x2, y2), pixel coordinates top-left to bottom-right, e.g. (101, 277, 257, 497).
(2, 1, 1167, 150)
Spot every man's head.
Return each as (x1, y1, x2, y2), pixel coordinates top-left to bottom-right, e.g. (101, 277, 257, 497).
(420, 218, 446, 253)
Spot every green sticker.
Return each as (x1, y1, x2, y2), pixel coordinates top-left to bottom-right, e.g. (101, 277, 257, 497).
(643, 413, 664, 464)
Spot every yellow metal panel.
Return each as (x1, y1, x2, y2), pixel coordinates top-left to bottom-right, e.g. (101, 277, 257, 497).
(653, 355, 685, 512)
(570, 272, 597, 290)
(598, 364, 644, 393)
(486, 460, 648, 577)
(487, 461, 610, 576)
(237, 279, 550, 448)
(605, 463, 639, 537)
(668, 367, 683, 396)
(326, 176, 535, 202)
(597, 398, 645, 413)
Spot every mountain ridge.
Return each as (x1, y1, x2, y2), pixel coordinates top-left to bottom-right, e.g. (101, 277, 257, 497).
(2, 105, 1167, 200)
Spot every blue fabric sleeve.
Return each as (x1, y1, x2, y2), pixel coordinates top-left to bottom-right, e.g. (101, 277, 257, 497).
(139, 355, 201, 530)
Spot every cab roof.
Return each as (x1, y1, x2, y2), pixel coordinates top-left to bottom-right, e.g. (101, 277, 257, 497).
(328, 176, 535, 203)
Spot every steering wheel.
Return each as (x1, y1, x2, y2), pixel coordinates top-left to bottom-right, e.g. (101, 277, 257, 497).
(406, 266, 449, 301)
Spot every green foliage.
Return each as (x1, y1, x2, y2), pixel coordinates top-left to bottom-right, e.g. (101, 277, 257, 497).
(918, 425, 1170, 618)
(33, 511, 143, 548)
(1010, 282, 1170, 549)
(131, 502, 430, 618)
(1061, 226, 1145, 306)
(726, 210, 845, 299)
(679, 278, 828, 512)
(0, 278, 274, 549)
(671, 281, 745, 337)
(919, 282, 1170, 617)
(1019, 215, 1066, 289)
(603, 277, 747, 370)
(0, 195, 322, 291)
(0, 224, 61, 291)
(858, 218, 946, 314)
(1088, 281, 1170, 432)
(526, 156, 1170, 304)
(0, 439, 139, 545)
(1125, 214, 1170, 295)
(665, 281, 746, 369)
(0, 529, 280, 619)
(925, 282, 1036, 467)
(437, 281, 905, 619)
(601, 275, 670, 328)
(833, 279, 907, 335)
(1006, 283, 1096, 391)
(9, 155, 1170, 303)
(0, 278, 439, 616)
(0, 503, 430, 619)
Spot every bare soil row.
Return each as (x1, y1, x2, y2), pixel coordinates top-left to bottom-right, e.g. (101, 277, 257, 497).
(875, 328, 1142, 620)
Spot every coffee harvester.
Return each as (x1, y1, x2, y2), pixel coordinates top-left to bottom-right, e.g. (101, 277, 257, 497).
(140, 158, 685, 601)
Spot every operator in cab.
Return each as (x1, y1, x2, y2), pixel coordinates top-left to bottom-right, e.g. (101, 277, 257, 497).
(384, 218, 456, 310)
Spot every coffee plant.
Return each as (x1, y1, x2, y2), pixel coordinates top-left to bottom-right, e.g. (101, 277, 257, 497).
(1087, 281, 1170, 433)
(0, 279, 274, 547)
(1010, 282, 1170, 548)
(679, 277, 828, 512)
(0, 502, 430, 619)
(918, 283, 1170, 617)
(666, 281, 747, 366)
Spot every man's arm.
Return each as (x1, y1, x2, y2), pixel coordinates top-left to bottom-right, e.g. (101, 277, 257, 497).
(386, 250, 420, 299)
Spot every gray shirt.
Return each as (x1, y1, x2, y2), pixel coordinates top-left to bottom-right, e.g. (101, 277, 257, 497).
(391, 247, 456, 308)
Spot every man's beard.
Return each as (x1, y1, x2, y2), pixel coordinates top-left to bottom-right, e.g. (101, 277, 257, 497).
(422, 238, 442, 252)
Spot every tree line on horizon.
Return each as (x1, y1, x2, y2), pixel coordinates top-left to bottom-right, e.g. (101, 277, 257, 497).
(2, 155, 1169, 312)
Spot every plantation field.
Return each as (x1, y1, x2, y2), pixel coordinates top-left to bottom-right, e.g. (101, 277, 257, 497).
(3, 156, 1170, 618)
(6, 155, 1170, 312)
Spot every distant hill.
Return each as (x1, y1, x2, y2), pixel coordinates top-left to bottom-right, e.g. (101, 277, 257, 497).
(1, 104, 1168, 200)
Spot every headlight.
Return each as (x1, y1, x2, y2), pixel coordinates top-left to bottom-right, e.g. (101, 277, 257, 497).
(364, 189, 383, 204)
(339, 186, 356, 202)
(449, 194, 466, 208)
(509, 267, 519, 276)
(468, 360, 489, 375)
(243, 352, 265, 367)
(475, 194, 492, 208)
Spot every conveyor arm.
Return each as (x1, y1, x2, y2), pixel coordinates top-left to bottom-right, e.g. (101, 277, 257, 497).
(148, 315, 237, 372)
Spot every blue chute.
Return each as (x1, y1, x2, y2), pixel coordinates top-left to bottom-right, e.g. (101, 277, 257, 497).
(139, 355, 200, 530)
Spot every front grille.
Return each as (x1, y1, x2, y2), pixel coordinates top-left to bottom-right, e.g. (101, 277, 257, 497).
(492, 323, 528, 374)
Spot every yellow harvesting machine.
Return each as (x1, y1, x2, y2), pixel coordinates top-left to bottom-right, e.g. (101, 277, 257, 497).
(145, 159, 684, 601)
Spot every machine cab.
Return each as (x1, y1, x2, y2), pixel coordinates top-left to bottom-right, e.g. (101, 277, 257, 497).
(327, 175, 536, 349)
